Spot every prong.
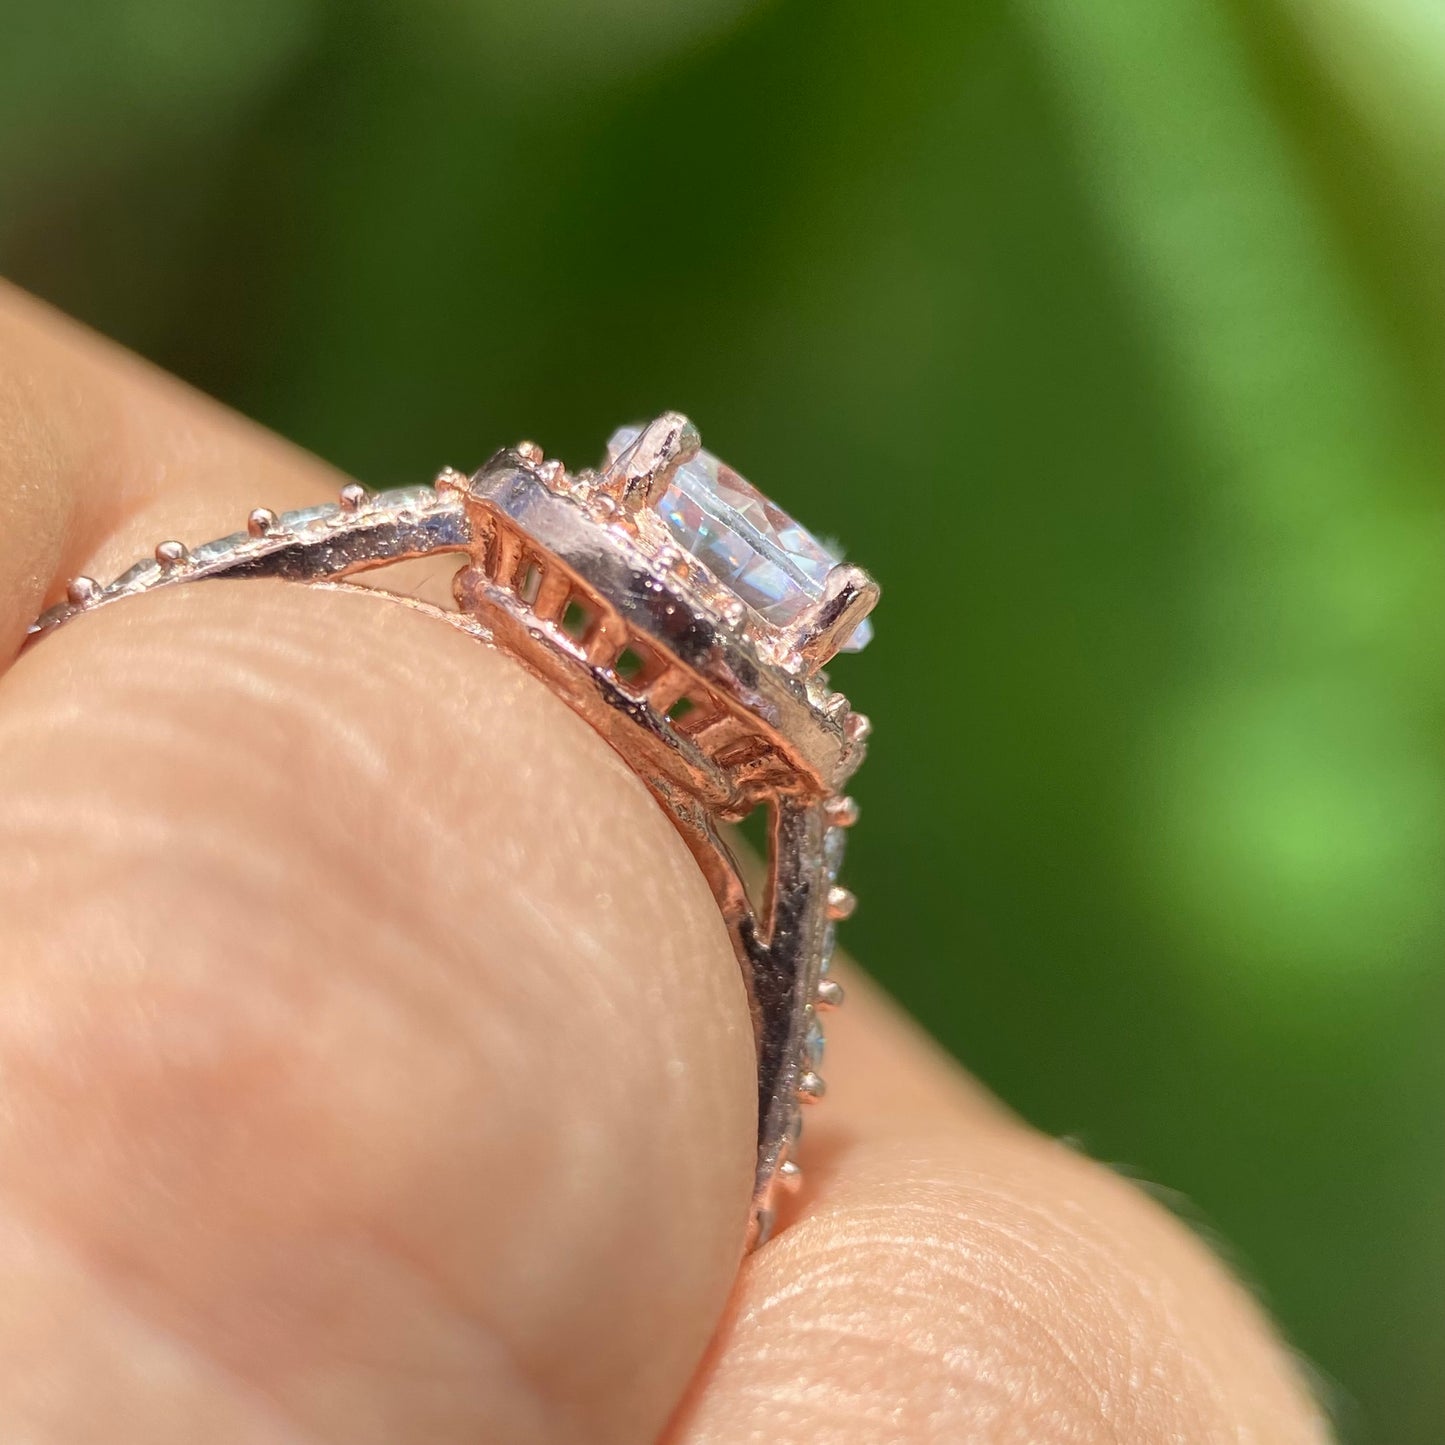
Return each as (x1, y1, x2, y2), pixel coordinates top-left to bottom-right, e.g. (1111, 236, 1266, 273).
(789, 564, 880, 674)
(154, 540, 189, 569)
(824, 795, 860, 828)
(844, 711, 872, 746)
(247, 507, 278, 538)
(537, 458, 565, 488)
(827, 885, 856, 921)
(776, 1158, 803, 1194)
(600, 411, 700, 511)
(434, 466, 468, 493)
(339, 483, 368, 513)
(66, 576, 101, 607)
(797, 1071, 827, 1104)
(515, 440, 544, 465)
(816, 976, 845, 1010)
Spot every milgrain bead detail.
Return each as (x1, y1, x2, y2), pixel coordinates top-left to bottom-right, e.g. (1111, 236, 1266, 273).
(65, 576, 101, 607)
(798, 1071, 827, 1104)
(827, 885, 857, 922)
(154, 540, 190, 570)
(816, 977, 845, 1011)
(247, 508, 278, 538)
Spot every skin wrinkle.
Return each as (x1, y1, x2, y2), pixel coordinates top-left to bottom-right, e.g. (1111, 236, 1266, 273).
(22, 1199, 574, 1445)
(349, 1215, 601, 1445)
(2, 589, 723, 1053)
(0, 775, 510, 1066)
(0, 1205, 322, 1445)
(0, 893, 686, 1445)
(738, 1251, 1115, 1436)
(675, 1118, 1326, 1444)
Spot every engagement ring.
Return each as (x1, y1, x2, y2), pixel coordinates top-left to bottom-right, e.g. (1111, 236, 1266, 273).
(27, 413, 879, 1246)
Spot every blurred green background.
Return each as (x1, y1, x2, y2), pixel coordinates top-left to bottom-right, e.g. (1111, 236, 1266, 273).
(2, 1, 1442, 1438)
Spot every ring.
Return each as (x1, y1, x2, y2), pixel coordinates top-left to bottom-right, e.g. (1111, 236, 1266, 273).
(26, 412, 879, 1247)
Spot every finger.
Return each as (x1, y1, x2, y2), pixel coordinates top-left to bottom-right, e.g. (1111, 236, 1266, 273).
(668, 967, 1331, 1444)
(0, 285, 757, 1443)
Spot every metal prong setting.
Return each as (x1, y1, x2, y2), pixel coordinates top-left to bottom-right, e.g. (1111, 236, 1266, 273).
(515, 440, 545, 466)
(248, 508, 278, 538)
(816, 976, 845, 1010)
(599, 410, 701, 511)
(827, 885, 857, 921)
(154, 540, 189, 570)
(798, 1070, 827, 1104)
(66, 576, 101, 607)
(789, 564, 880, 674)
(825, 794, 860, 828)
(339, 483, 369, 514)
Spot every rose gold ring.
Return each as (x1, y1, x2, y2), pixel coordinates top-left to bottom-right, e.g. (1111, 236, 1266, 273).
(27, 413, 879, 1246)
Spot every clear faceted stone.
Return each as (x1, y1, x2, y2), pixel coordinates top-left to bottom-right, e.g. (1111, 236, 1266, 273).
(820, 922, 837, 974)
(280, 503, 338, 530)
(804, 1016, 826, 1069)
(111, 561, 160, 591)
(192, 532, 248, 567)
(608, 427, 871, 650)
(376, 485, 436, 512)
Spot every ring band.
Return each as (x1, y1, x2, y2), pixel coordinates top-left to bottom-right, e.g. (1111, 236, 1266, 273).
(27, 413, 879, 1247)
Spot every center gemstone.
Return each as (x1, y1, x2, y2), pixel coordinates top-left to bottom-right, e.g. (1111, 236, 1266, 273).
(607, 426, 872, 652)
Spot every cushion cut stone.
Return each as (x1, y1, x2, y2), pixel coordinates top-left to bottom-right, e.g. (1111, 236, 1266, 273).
(608, 427, 871, 651)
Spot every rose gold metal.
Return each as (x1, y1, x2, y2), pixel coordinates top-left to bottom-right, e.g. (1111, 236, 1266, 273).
(599, 410, 700, 510)
(22, 414, 877, 1250)
(786, 565, 881, 674)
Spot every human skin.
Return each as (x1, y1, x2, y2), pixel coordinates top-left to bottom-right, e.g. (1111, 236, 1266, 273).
(0, 281, 1329, 1443)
